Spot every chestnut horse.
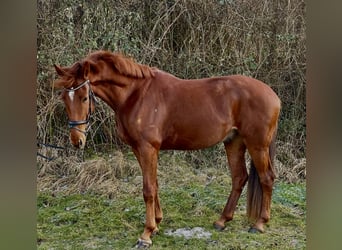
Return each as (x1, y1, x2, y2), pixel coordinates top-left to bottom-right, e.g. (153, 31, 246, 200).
(54, 50, 280, 248)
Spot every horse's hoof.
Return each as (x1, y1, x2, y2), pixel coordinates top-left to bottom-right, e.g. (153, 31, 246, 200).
(135, 238, 152, 249)
(213, 222, 225, 231)
(248, 227, 263, 233)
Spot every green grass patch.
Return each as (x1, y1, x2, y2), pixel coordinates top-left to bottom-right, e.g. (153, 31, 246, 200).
(38, 176, 305, 249)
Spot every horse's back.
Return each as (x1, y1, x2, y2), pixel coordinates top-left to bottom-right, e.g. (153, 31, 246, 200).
(153, 72, 280, 117)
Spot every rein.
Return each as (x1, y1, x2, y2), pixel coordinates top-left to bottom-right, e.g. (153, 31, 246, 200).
(37, 142, 65, 161)
(64, 80, 96, 134)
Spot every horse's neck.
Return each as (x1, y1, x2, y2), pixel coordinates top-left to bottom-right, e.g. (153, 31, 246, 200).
(92, 77, 148, 112)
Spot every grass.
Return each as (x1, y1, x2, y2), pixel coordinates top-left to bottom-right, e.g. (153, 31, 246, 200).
(37, 153, 306, 249)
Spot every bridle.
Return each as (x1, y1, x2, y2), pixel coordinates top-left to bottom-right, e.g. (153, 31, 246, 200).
(64, 79, 96, 134)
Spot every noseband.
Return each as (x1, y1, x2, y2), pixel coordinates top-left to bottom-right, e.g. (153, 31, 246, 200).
(64, 80, 96, 134)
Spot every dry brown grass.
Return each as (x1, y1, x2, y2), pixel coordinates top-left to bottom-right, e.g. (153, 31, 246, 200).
(275, 142, 306, 183)
(37, 141, 305, 197)
(38, 150, 141, 196)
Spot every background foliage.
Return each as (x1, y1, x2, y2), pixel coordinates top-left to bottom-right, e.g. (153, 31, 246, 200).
(37, 0, 306, 184)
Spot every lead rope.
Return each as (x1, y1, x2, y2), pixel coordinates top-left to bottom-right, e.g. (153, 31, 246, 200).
(37, 142, 65, 161)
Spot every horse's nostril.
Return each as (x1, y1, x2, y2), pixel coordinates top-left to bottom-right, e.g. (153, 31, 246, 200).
(79, 139, 83, 147)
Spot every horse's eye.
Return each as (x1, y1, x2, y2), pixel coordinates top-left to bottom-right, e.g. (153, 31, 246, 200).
(82, 97, 88, 102)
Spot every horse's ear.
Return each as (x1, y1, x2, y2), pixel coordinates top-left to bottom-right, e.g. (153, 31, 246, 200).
(83, 60, 99, 82)
(54, 64, 67, 76)
(53, 64, 67, 88)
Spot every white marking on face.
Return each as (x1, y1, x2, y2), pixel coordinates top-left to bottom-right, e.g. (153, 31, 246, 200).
(68, 90, 75, 101)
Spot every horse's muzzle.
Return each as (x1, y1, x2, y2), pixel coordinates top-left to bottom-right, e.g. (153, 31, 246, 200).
(70, 130, 86, 149)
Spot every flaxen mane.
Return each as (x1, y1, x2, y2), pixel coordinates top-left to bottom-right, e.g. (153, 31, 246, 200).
(87, 51, 155, 79)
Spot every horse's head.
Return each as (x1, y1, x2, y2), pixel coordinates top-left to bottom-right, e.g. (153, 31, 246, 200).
(53, 51, 154, 148)
(54, 63, 96, 149)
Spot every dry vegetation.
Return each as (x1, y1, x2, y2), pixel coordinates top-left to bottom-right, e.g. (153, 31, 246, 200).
(37, 0, 306, 194)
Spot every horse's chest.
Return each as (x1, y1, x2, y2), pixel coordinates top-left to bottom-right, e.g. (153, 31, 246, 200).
(115, 115, 148, 145)
(115, 117, 134, 145)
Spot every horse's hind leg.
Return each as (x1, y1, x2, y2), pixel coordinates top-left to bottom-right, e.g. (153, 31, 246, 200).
(247, 147, 275, 233)
(214, 134, 248, 230)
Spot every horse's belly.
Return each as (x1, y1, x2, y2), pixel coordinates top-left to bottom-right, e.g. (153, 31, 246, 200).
(160, 125, 231, 150)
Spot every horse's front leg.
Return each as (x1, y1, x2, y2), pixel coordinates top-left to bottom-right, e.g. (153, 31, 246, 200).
(133, 143, 161, 248)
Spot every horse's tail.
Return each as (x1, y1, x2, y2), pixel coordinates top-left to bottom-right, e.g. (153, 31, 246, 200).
(247, 124, 277, 221)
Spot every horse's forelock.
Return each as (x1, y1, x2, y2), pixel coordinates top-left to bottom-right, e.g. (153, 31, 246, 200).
(54, 62, 84, 89)
(69, 61, 84, 78)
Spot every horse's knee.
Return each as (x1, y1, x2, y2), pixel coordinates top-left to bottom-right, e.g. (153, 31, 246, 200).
(143, 186, 156, 202)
